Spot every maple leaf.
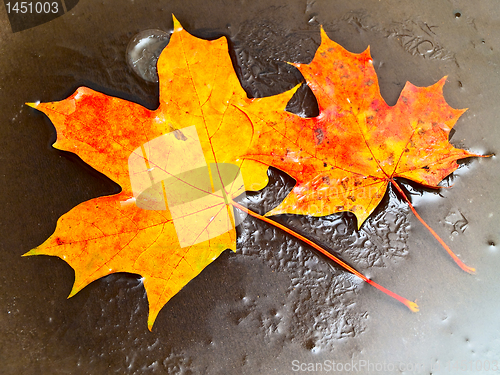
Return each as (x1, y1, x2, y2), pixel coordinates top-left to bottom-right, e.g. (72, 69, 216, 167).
(242, 27, 484, 273)
(24, 16, 297, 330)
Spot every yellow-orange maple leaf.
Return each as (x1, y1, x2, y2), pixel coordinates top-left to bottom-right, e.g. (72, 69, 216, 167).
(25, 16, 296, 330)
(241, 27, 483, 272)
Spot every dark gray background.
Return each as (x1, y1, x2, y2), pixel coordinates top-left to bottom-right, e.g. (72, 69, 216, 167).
(0, 0, 498, 374)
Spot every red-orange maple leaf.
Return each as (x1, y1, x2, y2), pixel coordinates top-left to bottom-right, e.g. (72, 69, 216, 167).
(24, 16, 297, 330)
(241, 27, 484, 273)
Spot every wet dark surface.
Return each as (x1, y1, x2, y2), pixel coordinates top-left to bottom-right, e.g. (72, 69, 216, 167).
(1, 0, 499, 374)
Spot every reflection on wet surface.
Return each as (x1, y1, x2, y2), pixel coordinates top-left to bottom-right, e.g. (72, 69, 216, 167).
(126, 29, 170, 83)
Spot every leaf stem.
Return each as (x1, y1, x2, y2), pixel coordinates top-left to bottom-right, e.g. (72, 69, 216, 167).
(230, 199, 419, 312)
(390, 178, 475, 274)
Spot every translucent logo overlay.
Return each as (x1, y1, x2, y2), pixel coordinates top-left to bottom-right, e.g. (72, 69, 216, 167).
(128, 126, 246, 248)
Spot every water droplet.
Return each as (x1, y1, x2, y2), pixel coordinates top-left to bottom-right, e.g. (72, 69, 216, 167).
(126, 29, 170, 83)
(308, 15, 319, 25)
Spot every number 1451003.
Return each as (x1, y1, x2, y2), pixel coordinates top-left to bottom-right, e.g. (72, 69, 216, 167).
(6, 2, 59, 14)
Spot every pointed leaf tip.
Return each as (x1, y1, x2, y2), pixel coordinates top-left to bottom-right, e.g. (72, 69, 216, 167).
(25, 102, 39, 109)
(320, 25, 329, 42)
(67, 286, 79, 299)
(436, 75, 448, 89)
(147, 310, 160, 331)
(362, 46, 373, 62)
(288, 82, 302, 97)
(172, 14, 183, 33)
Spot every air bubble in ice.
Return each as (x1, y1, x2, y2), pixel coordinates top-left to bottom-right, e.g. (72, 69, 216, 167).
(126, 29, 170, 83)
